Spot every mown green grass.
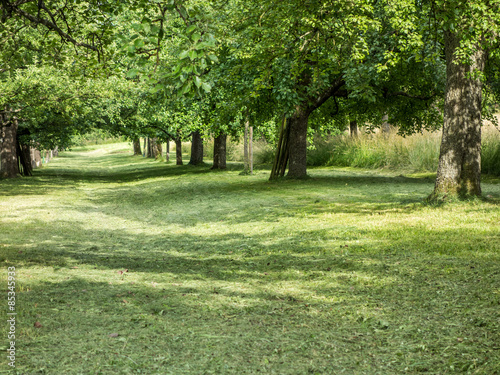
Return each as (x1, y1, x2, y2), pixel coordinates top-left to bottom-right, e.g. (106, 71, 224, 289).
(1, 142, 500, 374)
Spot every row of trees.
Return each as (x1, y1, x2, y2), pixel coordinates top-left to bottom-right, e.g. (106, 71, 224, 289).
(1, 0, 499, 198)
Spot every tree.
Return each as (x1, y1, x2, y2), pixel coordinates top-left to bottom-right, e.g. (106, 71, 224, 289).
(428, 0, 500, 198)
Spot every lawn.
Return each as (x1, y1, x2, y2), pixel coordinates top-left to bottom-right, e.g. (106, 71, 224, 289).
(1, 142, 499, 374)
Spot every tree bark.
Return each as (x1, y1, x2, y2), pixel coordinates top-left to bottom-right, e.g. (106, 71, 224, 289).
(17, 142, 32, 176)
(249, 126, 253, 175)
(143, 138, 147, 156)
(31, 147, 42, 169)
(156, 141, 162, 158)
(287, 106, 310, 178)
(381, 114, 391, 134)
(166, 140, 170, 162)
(244, 119, 249, 173)
(0, 119, 19, 178)
(349, 120, 358, 137)
(133, 138, 142, 155)
(270, 117, 291, 179)
(189, 131, 203, 165)
(147, 138, 160, 158)
(146, 138, 152, 157)
(175, 136, 183, 165)
(212, 133, 227, 170)
(432, 31, 486, 198)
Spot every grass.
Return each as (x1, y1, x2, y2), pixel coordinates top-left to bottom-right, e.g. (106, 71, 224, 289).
(1, 142, 500, 374)
(307, 124, 500, 176)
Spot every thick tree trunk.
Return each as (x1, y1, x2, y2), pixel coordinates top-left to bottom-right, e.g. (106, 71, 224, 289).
(433, 31, 486, 198)
(147, 138, 160, 158)
(287, 107, 310, 178)
(133, 138, 142, 155)
(212, 133, 227, 170)
(189, 131, 203, 165)
(175, 137, 183, 165)
(349, 120, 358, 137)
(156, 141, 162, 158)
(0, 119, 19, 178)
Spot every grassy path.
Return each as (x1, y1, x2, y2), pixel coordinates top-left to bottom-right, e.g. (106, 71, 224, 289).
(1, 143, 500, 374)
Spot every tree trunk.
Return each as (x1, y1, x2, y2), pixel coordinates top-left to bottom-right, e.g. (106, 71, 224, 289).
(189, 131, 203, 165)
(156, 141, 162, 158)
(212, 133, 227, 170)
(287, 106, 310, 178)
(146, 138, 152, 157)
(31, 147, 42, 169)
(381, 114, 391, 134)
(17, 142, 32, 177)
(133, 138, 142, 155)
(0, 119, 19, 178)
(244, 119, 249, 173)
(249, 126, 253, 175)
(143, 138, 147, 156)
(175, 137, 183, 165)
(270, 117, 291, 179)
(166, 140, 170, 162)
(147, 138, 159, 158)
(349, 120, 358, 137)
(432, 31, 486, 198)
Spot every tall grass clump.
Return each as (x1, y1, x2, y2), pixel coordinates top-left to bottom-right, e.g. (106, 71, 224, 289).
(310, 130, 441, 172)
(482, 124, 500, 176)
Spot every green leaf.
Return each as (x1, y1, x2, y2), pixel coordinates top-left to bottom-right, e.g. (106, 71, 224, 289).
(201, 82, 211, 93)
(151, 84, 164, 93)
(126, 69, 138, 78)
(179, 50, 189, 59)
(186, 25, 196, 34)
(188, 50, 197, 60)
(134, 39, 145, 48)
(191, 32, 201, 42)
(207, 54, 218, 62)
(194, 76, 202, 88)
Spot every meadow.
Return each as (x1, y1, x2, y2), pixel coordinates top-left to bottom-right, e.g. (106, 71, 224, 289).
(1, 142, 499, 374)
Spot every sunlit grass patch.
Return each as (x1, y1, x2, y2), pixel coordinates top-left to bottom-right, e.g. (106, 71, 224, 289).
(1, 142, 499, 374)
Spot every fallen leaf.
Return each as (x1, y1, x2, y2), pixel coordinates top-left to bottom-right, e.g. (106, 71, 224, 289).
(122, 299, 128, 304)
(71, 266, 79, 269)
(34, 321, 42, 328)
(109, 333, 119, 338)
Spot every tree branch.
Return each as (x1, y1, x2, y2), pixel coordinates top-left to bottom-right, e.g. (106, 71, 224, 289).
(307, 77, 346, 113)
(11, 5, 98, 51)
